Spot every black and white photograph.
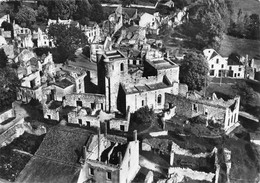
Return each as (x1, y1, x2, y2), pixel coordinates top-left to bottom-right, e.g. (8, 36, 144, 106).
(0, 0, 260, 182)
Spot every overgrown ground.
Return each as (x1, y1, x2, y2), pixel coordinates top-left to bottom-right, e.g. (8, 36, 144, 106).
(0, 133, 45, 182)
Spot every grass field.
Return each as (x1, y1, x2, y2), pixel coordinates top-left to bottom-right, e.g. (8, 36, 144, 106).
(219, 34, 260, 58)
(230, 0, 260, 17)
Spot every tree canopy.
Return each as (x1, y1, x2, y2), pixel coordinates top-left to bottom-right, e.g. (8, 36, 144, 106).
(180, 52, 209, 91)
(14, 5, 37, 27)
(176, 0, 229, 50)
(0, 49, 8, 68)
(131, 106, 156, 125)
(47, 23, 88, 63)
(45, 0, 77, 20)
(0, 67, 20, 112)
(36, 5, 49, 22)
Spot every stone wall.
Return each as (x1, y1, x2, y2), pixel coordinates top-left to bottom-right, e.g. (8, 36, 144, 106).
(63, 93, 105, 109)
(168, 167, 215, 182)
(126, 87, 173, 113)
(68, 111, 100, 128)
(109, 118, 129, 132)
(0, 109, 15, 124)
(119, 140, 140, 183)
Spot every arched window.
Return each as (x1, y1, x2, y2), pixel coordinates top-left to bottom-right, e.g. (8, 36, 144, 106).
(120, 63, 124, 71)
(157, 94, 162, 104)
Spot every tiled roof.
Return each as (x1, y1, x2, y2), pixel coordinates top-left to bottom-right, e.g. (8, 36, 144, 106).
(35, 125, 93, 165)
(209, 51, 218, 60)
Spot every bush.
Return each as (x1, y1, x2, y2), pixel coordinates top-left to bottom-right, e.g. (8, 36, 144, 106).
(131, 106, 156, 125)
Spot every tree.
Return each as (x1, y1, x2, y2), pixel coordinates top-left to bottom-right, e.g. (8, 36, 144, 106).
(180, 52, 209, 91)
(122, 0, 132, 7)
(47, 0, 77, 20)
(0, 49, 8, 68)
(48, 23, 88, 63)
(0, 67, 20, 112)
(248, 14, 260, 40)
(14, 5, 37, 27)
(82, 45, 91, 58)
(178, 0, 228, 50)
(73, 0, 92, 20)
(1, 21, 13, 31)
(131, 106, 156, 125)
(37, 5, 49, 22)
(89, 0, 104, 23)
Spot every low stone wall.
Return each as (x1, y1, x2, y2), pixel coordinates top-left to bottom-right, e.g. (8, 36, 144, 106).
(168, 167, 215, 182)
(0, 119, 46, 148)
(0, 109, 15, 124)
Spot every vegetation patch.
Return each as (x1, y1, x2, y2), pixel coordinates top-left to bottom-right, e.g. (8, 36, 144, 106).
(0, 132, 45, 182)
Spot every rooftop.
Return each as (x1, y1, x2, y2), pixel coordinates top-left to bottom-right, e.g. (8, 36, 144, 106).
(48, 101, 62, 110)
(35, 125, 93, 165)
(16, 156, 80, 183)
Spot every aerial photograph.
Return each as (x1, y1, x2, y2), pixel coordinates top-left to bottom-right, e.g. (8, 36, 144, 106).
(0, 0, 259, 182)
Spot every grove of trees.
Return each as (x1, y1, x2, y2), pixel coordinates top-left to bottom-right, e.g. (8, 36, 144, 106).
(228, 11, 260, 40)
(0, 50, 20, 112)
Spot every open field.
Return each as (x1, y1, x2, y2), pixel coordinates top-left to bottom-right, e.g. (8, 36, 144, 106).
(230, 0, 260, 17)
(219, 34, 260, 58)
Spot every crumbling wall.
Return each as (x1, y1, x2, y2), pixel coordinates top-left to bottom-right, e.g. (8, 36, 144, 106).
(0, 109, 15, 124)
(43, 103, 62, 121)
(109, 118, 129, 132)
(68, 111, 100, 128)
(0, 118, 46, 148)
(168, 167, 215, 182)
(63, 93, 105, 109)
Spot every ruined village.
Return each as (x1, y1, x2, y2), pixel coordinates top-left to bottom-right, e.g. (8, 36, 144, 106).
(0, 0, 260, 183)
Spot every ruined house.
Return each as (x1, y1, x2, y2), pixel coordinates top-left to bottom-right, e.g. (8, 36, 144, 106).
(81, 22, 101, 43)
(77, 130, 139, 183)
(165, 93, 240, 132)
(13, 22, 34, 48)
(16, 50, 56, 103)
(32, 27, 55, 48)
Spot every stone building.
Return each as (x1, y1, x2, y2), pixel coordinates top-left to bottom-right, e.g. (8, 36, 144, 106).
(16, 50, 56, 103)
(77, 130, 139, 183)
(13, 23, 34, 48)
(82, 22, 101, 43)
(165, 93, 240, 132)
(32, 28, 55, 48)
(96, 49, 180, 114)
(203, 49, 249, 78)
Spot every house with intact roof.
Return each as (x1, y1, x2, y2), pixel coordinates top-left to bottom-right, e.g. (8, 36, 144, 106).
(203, 49, 246, 78)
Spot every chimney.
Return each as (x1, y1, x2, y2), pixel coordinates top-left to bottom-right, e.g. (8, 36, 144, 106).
(96, 49, 104, 63)
(98, 128, 101, 161)
(104, 122, 107, 137)
(170, 143, 174, 166)
(118, 152, 122, 165)
(133, 130, 137, 142)
(126, 106, 131, 122)
(83, 146, 87, 160)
